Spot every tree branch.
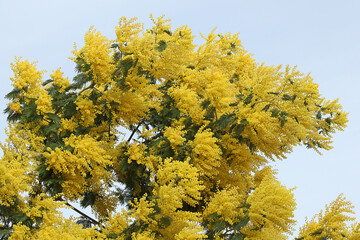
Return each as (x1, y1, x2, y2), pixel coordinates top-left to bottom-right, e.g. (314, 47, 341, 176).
(127, 120, 143, 143)
(63, 200, 101, 226)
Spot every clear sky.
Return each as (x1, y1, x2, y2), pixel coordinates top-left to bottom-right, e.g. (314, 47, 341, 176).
(1, 0, 360, 235)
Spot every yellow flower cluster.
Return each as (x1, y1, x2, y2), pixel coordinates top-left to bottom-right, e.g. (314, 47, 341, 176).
(247, 175, 296, 234)
(0, 147, 29, 206)
(127, 143, 146, 165)
(163, 126, 186, 151)
(50, 68, 70, 93)
(204, 187, 243, 225)
(73, 26, 115, 86)
(10, 57, 43, 90)
(8, 100, 21, 113)
(75, 97, 98, 127)
(43, 134, 112, 199)
(35, 88, 54, 115)
(169, 85, 205, 125)
(298, 194, 356, 239)
(190, 128, 222, 177)
(60, 118, 78, 132)
(155, 158, 204, 208)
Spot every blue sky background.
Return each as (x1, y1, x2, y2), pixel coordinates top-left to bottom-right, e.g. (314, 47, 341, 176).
(1, 0, 359, 235)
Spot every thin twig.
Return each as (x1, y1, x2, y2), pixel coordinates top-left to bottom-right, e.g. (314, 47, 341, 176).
(63, 200, 101, 226)
(127, 120, 143, 143)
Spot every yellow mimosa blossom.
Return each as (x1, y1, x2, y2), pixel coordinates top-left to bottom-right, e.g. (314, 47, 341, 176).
(50, 68, 71, 93)
(73, 26, 115, 86)
(8, 101, 21, 113)
(35, 88, 54, 115)
(247, 175, 296, 233)
(204, 187, 243, 225)
(10, 57, 43, 90)
(75, 97, 98, 127)
(163, 126, 186, 151)
(190, 128, 222, 177)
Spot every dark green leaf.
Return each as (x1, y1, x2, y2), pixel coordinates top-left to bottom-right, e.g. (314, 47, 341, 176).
(325, 117, 331, 125)
(282, 94, 292, 101)
(5, 88, 21, 100)
(159, 216, 172, 228)
(262, 104, 271, 112)
(270, 108, 280, 118)
(0, 228, 11, 237)
(201, 99, 211, 109)
(316, 111, 322, 119)
(45, 113, 61, 123)
(212, 220, 226, 233)
(232, 119, 248, 138)
(207, 212, 219, 218)
(229, 234, 246, 240)
(310, 228, 323, 236)
(80, 192, 98, 208)
(43, 123, 61, 135)
(107, 233, 118, 239)
(216, 113, 237, 130)
(22, 101, 37, 120)
(155, 40, 168, 52)
(243, 93, 253, 105)
(164, 29, 172, 36)
(42, 79, 54, 86)
(233, 215, 250, 231)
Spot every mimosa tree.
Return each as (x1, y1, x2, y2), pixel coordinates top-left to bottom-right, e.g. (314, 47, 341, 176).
(0, 16, 356, 239)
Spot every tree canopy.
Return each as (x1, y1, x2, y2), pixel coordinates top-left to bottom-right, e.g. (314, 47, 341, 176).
(0, 16, 357, 239)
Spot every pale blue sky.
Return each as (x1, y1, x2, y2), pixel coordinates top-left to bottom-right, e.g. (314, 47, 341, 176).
(1, 0, 360, 234)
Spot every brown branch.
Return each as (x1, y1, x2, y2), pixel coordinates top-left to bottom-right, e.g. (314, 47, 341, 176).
(127, 120, 143, 143)
(62, 200, 101, 226)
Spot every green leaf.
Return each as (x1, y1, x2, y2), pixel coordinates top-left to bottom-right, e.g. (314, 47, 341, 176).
(207, 212, 219, 218)
(43, 123, 61, 135)
(159, 216, 172, 228)
(80, 192, 98, 208)
(216, 113, 237, 130)
(5, 88, 21, 99)
(164, 29, 172, 36)
(45, 113, 61, 123)
(270, 108, 280, 118)
(155, 40, 168, 52)
(201, 99, 211, 109)
(325, 117, 331, 125)
(243, 93, 253, 105)
(107, 233, 118, 239)
(42, 79, 54, 86)
(310, 228, 323, 236)
(46, 141, 63, 150)
(22, 101, 37, 121)
(0, 228, 11, 237)
(316, 111, 322, 119)
(229, 234, 246, 240)
(231, 119, 248, 138)
(212, 220, 227, 233)
(282, 94, 292, 101)
(233, 215, 250, 231)
(279, 111, 288, 128)
(262, 104, 271, 112)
